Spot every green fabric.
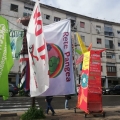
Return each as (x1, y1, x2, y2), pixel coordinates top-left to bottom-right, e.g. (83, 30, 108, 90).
(75, 49, 82, 55)
(0, 16, 14, 100)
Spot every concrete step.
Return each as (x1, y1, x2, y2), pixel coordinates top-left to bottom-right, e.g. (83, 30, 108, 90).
(0, 113, 20, 120)
(0, 116, 20, 120)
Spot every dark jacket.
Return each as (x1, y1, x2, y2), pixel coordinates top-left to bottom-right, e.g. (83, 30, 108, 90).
(65, 95, 71, 100)
(45, 96, 53, 100)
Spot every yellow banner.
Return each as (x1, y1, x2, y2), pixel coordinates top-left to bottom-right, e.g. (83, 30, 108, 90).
(82, 51, 90, 70)
(76, 33, 88, 54)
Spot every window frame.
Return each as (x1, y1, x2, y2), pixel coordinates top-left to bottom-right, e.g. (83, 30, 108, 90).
(105, 39, 114, 49)
(80, 22, 85, 28)
(44, 14, 50, 20)
(81, 35, 85, 42)
(10, 4, 18, 12)
(118, 42, 120, 47)
(97, 38, 102, 44)
(96, 25, 101, 32)
(107, 66, 116, 72)
(54, 17, 61, 22)
(117, 31, 120, 34)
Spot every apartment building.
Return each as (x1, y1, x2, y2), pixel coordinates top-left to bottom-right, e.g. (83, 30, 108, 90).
(0, 0, 120, 87)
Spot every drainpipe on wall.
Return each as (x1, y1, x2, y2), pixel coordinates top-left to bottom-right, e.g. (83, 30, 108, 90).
(104, 76, 108, 88)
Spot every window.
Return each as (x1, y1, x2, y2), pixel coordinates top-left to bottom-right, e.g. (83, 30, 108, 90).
(23, 6, 33, 17)
(104, 25, 114, 36)
(96, 26, 101, 33)
(54, 17, 61, 22)
(44, 14, 50, 20)
(97, 38, 101, 44)
(71, 19, 76, 27)
(118, 42, 120, 47)
(81, 36, 85, 42)
(107, 66, 116, 72)
(106, 52, 115, 59)
(105, 40, 113, 49)
(108, 80, 111, 83)
(117, 31, 120, 34)
(80, 22, 85, 28)
(10, 4, 18, 12)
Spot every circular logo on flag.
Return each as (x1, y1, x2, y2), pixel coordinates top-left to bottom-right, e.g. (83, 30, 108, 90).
(47, 43, 64, 78)
(81, 73, 88, 88)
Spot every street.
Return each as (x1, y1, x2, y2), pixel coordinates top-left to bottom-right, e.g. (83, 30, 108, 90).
(0, 95, 120, 111)
(0, 95, 120, 120)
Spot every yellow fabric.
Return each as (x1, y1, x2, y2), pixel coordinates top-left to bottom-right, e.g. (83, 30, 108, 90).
(76, 33, 88, 54)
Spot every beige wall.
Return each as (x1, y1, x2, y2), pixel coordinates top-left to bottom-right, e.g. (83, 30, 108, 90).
(11, 60, 20, 73)
(77, 17, 90, 34)
(1, 0, 120, 79)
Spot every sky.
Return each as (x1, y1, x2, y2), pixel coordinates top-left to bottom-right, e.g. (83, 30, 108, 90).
(32, 0, 120, 23)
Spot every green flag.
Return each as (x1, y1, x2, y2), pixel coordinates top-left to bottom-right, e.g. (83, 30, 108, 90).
(0, 16, 14, 100)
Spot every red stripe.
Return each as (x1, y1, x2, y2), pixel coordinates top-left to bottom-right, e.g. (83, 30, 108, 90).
(40, 55, 45, 60)
(20, 58, 29, 62)
(37, 44, 45, 52)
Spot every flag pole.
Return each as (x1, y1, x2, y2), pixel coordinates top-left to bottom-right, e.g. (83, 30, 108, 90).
(32, 97, 36, 107)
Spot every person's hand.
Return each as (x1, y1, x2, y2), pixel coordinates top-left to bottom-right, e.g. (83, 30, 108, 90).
(17, 18, 21, 23)
(77, 84, 81, 87)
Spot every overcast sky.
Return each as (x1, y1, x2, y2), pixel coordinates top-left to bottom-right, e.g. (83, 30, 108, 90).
(32, 0, 120, 23)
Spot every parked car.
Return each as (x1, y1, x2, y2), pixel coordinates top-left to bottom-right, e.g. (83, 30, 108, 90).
(9, 83, 18, 97)
(102, 85, 120, 95)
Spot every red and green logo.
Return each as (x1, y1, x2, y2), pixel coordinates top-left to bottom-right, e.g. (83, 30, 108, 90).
(47, 43, 64, 78)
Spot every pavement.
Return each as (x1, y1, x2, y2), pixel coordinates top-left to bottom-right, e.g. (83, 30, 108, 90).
(0, 106, 120, 120)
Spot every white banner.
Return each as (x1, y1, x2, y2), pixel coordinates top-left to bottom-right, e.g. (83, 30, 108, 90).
(41, 19, 75, 96)
(27, 1, 49, 97)
(10, 30, 24, 59)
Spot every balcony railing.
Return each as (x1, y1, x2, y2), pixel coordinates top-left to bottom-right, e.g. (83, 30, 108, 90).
(105, 45, 114, 49)
(104, 32, 114, 37)
(107, 72, 116, 76)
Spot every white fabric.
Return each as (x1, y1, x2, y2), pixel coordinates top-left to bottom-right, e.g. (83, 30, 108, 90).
(27, 1, 49, 97)
(40, 19, 75, 96)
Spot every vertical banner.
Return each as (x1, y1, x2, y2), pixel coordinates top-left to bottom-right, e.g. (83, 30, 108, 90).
(77, 50, 103, 113)
(41, 19, 75, 96)
(77, 51, 90, 112)
(27, 1, 49, 97)
(9, 30, 24, 59)
(88, 50, 102, 112)
(0, 16, 14, 99)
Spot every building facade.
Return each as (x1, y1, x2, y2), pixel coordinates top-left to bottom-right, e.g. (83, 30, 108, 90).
(1, 0, 120, 87)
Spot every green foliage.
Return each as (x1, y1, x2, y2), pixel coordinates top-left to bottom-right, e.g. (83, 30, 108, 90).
(21, 107, 45, 120)
(18, 89, 25, 96)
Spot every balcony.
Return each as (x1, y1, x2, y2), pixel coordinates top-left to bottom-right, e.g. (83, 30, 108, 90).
(106, 58, 116, 63)
(106, 52, 116, 63)
(105, 40, 114, 49)
(104, 25, 114, 37)
(104, 31, 114, 37)
(107, 72, 116, 76)
(106, 66, 116, 76)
